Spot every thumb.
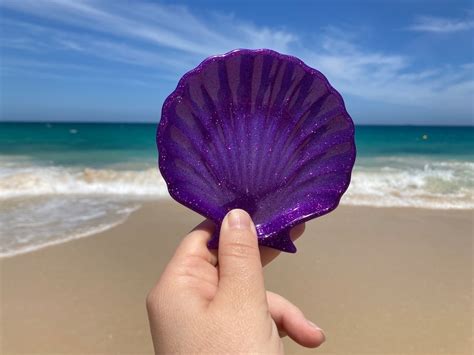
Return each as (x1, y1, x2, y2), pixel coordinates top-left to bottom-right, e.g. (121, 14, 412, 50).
(216, 209, 266, 306)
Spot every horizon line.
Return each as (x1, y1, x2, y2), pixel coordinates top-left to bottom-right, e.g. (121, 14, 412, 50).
(1, 120, 473, 128)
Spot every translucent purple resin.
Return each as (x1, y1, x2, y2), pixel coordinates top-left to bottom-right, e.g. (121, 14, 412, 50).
(157, 49, 356, 253)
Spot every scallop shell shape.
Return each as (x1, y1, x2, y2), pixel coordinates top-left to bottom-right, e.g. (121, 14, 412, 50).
(157, 49, 356, 253)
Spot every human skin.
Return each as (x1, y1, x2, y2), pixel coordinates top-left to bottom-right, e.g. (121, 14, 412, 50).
(147, 209, 325, 354)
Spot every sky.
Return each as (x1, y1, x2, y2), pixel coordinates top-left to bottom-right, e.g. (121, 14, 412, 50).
(0, 0, 473, 125)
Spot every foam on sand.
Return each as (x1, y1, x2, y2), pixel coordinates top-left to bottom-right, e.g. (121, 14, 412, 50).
(0, 195, 141, 258)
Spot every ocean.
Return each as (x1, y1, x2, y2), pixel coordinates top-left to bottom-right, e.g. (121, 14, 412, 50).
(1, 122, 472, 257)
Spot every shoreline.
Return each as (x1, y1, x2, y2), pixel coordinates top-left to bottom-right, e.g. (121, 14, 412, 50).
(0, 204, 140, 259)
(1, 201, 472, 354)
(1, 199, 473, 259)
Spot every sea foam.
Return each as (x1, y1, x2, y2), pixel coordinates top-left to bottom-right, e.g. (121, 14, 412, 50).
(0, 160, 472, 209)
(0, 167, 169, 198)
(343, 159, 473, 209)
(0, 195, 140, 258)
(0, 158, 472, 257)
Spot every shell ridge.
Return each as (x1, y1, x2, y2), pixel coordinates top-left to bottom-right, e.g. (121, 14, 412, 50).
(172, 157, 217, 194)
(215, 60, 238, 185)
(263, 58, 283, 128)
(254, 55, 275, 111)
(169, 138, 213, 183)
(271, 90, 332, 176)
(290, 166, 350, 195)
(237, 55, 253, 191)
(285, 71, 309, 112)
(267, 61, 288, 114)
(198, 84, 228, 164)
(178, 96, 232, 186)
(258, 67, 302, 185)
(290, 90, 332, 135)
(271, 63, 297, 115)
(256, 55, 283, 186)
(295, 140, 354, 177)
(218, 60, 242, 189)
(199, 82, 238, 188)
(294, 108, 348, 152)
(288, 75, 316, 117)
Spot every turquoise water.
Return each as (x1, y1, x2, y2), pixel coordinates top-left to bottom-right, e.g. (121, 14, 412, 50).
(1, 123, 473, 167)
(0, 122, 473, 257)
(356, 125, 474, 160)
(0, 123, 158, 168)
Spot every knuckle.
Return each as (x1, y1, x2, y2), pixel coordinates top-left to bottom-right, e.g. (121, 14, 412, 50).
(180, 254, 205, 270)
(146, 286, 160, 313)
(145, 279, 170, 314)
(174, 256, 208, 285)
(220, 239, 259, 259)
(146, 283, 181, 317)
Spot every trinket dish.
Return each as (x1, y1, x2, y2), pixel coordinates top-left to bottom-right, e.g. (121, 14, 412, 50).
(157, 49, 356, 252)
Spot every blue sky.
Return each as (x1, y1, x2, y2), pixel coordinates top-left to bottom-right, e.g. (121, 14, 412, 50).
(0, 0, 473, 125)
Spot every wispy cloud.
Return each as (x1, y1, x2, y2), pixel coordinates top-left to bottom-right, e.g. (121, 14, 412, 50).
(0, 0, 473, 122)
(0, 0, 296, 78)
(0, 0, 295, 55)
(407, 15, 474, 33)
(302, 29, 473, 112)
(1, 55, 175, 83)
(1, 17, 195, 73)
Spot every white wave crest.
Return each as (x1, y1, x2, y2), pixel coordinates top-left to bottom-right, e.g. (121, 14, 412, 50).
(0, 167, 169, 199)
(0, 160, 472, 209)
(343, 160, 473, 209)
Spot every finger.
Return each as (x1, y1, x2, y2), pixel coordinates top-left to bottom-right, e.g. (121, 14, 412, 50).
(166, 219, 218, 289)
(216, 209, 266, 306)
(170, 219, 218, 267)
(267, 291, 325, 348)
(260, 223, 305, 266)
(147, 219, 219, 311)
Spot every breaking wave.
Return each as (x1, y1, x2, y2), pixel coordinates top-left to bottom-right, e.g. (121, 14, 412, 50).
(0, 159, 472, 209)
(0, 156, 472, 257)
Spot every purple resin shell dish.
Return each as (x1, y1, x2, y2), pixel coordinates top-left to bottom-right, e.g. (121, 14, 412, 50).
(157, 49, 356, 253)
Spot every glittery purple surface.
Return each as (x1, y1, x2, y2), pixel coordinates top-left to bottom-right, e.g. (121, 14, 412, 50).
(157, 49, 356, 253)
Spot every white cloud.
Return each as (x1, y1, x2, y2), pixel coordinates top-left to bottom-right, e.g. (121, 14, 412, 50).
(0, 0, 472, 122)
(300, 29, 473, 114)
(0, 0, 295, 55)
(1, 17, 195, 72)
(1, 56, 175, 86)
(408, 15, 474, 33)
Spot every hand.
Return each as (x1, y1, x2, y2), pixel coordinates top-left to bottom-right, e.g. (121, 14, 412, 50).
(146, 209, 325, 354)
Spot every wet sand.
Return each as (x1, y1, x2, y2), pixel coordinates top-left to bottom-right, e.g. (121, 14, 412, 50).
(1, 201, 472, 354)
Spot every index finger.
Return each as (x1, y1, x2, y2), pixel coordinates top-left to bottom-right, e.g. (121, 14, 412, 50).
(169, 219, 218, 267)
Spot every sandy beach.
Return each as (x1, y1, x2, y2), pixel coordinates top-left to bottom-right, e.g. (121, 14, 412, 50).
(1, 201, 472, 354)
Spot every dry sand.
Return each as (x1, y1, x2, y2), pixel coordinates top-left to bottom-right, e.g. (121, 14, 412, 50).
(1, 201, 472, 354)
